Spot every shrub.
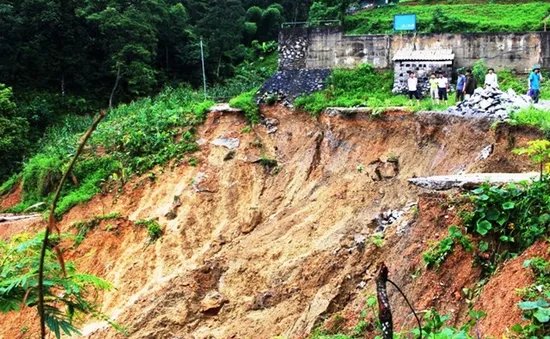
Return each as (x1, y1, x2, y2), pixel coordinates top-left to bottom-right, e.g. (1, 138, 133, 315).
(21, 153, 64, 205)
(0, 84, 29, 182)
(0, 174, 20, 196)
(229, 88, 260, 124)
(512, 257, 550, 337)
(423, 226, 472, 268)
(0, 233, 119, 338)
(510, 107, 550, 133)
(472, 59, 488, 87)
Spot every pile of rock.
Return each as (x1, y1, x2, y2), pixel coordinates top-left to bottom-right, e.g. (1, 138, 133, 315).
(259, 69, 331, 104)
(446, 87, 532, 120)
(375, 209, 405, 233)
(257, 90, 292, 108)
(374, 202, 418, 233)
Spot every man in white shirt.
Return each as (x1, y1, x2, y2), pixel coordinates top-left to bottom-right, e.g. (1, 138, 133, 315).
(437, 72, 449, 105)
(407, 71, 420, 106)
(484, 67, 498, 88)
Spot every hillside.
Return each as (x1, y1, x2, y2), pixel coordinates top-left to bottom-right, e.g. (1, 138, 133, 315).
(4, 1, 550, 338)
(345, 2, 550, 34)
(2, 104, 550, 338)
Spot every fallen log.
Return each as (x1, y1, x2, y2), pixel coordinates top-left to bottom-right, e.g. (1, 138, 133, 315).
(408, 172, 539, 191)
(0, 214, 41, 223)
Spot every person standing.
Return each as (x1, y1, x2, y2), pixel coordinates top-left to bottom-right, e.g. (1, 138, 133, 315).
(484, 67, 498, 88)
(429, 74, 438, 103)
(437, 72, 449, 105)
(455, 69, 466, 102)
(528, 65, 543, 104)
(407, 71, 420, 106)
(464, 69, 477, 99)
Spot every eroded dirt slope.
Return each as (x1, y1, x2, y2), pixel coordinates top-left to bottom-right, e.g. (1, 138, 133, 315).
(0, 107, 542, 338)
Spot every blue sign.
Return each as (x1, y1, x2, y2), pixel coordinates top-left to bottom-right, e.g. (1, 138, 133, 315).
(394, 14, 416, 31)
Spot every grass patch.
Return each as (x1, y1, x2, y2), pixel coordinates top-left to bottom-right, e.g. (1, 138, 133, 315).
(3, 87, 214, 217)
(135, 219, 163, 241)
(294, 64, 460, 116)
(346, 2, 550, 34)
(229, 88, 261, 124)
(71, 213, 122, 246)
(510, 107, 550, 132)
(0, 174, 20, 196)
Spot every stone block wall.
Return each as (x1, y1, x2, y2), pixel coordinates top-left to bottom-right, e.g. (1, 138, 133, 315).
(279, 28, 550, 73)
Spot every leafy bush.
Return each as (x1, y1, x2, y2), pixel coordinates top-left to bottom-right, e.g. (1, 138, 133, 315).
(423, 226, 472, 268)
(0, 233, 118, 338)
(229, 88, 260, 124)
(472, 59, 488, 88)
(457, 180, 550, 276)
(308, 1, 340, 26)
(0, 84, 29, 182)
(512, 257, 550, 337)
(21, 153, 64, 205)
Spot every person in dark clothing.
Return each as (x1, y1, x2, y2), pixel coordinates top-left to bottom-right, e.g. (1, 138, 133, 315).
(464, 69, 477, 99)
(455, 69, 466, 102)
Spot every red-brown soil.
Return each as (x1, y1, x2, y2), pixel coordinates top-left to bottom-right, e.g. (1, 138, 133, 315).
(0, 107, 544, 339)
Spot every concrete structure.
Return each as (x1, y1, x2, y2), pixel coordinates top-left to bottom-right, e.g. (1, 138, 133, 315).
(279, 27, 550, 73)
(392, 49, 454, 94)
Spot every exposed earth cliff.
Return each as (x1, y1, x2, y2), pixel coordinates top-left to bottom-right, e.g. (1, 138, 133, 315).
(0, 106, 546, 339)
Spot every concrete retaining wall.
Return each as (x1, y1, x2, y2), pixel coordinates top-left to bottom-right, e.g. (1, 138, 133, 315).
(279, 27, 550, 73)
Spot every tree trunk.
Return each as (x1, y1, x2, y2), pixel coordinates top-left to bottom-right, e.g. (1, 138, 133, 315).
(376, 263, 393, 339)
(61, 72, 65, 98)
(165, 45, 170, 71)
(109, 65, 121, 109)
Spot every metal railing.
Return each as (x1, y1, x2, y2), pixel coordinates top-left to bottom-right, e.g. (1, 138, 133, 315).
(281, 20, 341, 29)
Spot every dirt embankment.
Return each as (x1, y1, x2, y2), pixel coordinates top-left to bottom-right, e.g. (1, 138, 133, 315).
(0, 107, 543, 339)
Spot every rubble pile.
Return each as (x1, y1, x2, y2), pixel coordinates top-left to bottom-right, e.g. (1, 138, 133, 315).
(374, 202, 418, 233)
(258, 69, 331, 104)
(375, 209, 406, 233)
(257, 90, 292, 108)
(446, 87, 532, 120)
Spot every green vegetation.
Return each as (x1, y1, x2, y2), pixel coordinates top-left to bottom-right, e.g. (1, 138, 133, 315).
(422, 168, 550, 278)
(0, 84, 29, 182)
(3, 87, 212, 217)
(0, 174, 20, 196)
(345, 2, 550, 34)
(512, 257, 550, 337)
(423, 225, 473, 268)
(306, 297, 485, 339)
(71, 213, 121, 246)
(295, 64, 399, 116)
(0, 233, 120, 338)
(135, 219, 164, 241)
(229, 88, 261, 124)
(513, 140, 550, 180)
(294, 64, 457, 116)
(511, 108, 550, 134)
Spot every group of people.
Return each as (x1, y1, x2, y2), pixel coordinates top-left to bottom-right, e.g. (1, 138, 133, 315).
(406, 65, 543, 106)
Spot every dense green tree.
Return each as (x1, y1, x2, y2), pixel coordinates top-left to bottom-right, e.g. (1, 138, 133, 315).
(197, 0, 246, 79)
(0, 84, 29, 181)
